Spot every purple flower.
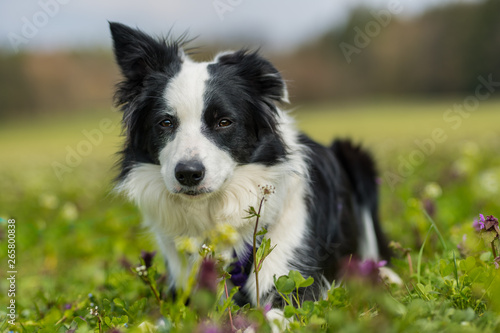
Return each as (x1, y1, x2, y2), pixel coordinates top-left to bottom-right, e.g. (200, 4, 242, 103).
(473, 215, 485, 232)
(141, 250, 157, 269)
(476, 214, 500, 236)
(358, 259, 387, 276)
(423, 199, 436, 218)
(195, 321, 221, 333)
(342, 258, 387, 284)
(484, 215, 499, 231)
(232, 314, 252, 331)
(197, 258, 218, 294)
(229, 259, 247, 288)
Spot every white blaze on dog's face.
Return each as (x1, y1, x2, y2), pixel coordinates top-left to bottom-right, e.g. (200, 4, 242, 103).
(158, 60, 236, 197)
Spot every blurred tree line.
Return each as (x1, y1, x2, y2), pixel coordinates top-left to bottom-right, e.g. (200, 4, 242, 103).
(0, 0, 499, 118)
(282, 0, 500, 102)
(0, 51, 117, 118)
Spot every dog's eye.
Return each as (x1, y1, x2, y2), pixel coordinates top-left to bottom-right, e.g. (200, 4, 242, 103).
(159, 119, 174, 128)
(218, 119, 233, 128)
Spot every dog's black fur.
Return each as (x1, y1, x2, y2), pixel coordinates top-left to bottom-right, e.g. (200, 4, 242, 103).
(110, 22, 393, 307)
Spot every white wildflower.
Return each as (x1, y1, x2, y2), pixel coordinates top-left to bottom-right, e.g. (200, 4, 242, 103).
(61, 202, 78, 221)
(423, 182, 442, 199)
(258, 184, 276, 201)
(39, 193, 59, 209)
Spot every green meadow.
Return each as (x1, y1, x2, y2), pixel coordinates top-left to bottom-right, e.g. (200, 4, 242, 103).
(1, 99, 500, 332)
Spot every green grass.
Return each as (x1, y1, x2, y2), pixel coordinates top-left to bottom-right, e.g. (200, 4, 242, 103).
(1, 99, 500, 332)
(296, 98, 500, 143)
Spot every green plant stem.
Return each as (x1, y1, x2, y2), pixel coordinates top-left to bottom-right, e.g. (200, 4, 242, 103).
(417, 225, 433, 284)
(277, 291, 292, 306)
(224, 279, 234, 331)
(422, 208, 448, 251)
(491, 240, 497, 259)
(293, 293, 300, 308)
(135, 267, 162, 305)
(98, 315, 103, 333)
(149, 283, 162, 304)
(55, 315, 67, 326)
(452, 251, 460, 290)
(253, 197, 265, 307)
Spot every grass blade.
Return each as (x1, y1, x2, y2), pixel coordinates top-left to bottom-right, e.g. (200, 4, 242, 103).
(417, 225, 434, 284)
(422, 208, 448, 251)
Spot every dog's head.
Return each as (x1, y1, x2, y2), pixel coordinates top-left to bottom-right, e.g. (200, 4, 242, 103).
(110, 22, 289, 198)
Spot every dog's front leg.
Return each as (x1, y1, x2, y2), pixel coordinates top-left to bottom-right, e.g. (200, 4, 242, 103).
(152, 228, 189, 290)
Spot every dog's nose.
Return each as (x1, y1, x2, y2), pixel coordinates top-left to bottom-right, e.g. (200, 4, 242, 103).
(175, 161, 205, 187)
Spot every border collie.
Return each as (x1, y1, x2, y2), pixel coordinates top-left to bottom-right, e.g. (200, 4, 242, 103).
(110, 22, 397, 308)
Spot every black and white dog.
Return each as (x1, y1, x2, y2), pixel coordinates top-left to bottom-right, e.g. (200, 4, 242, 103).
(110, 22, 397, 308)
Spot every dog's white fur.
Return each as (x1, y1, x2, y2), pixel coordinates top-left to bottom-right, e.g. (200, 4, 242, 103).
(160, 59, 236, 196)
(117, 56, 314, 304)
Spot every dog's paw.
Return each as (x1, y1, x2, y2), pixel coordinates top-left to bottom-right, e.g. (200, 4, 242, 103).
(379, 266, 403, 285)
(265, 308, 290, 333)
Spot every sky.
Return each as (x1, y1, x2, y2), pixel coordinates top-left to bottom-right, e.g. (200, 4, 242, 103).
(0, 0, 481, 53)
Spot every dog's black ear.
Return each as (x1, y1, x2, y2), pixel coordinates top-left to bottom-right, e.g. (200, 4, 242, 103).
(215, 50, 289, 104)
(109, 21, 183, 82)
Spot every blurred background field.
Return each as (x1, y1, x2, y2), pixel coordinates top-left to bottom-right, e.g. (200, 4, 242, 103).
(1, 0, 500, 331)
(1, 98, 499, 311)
